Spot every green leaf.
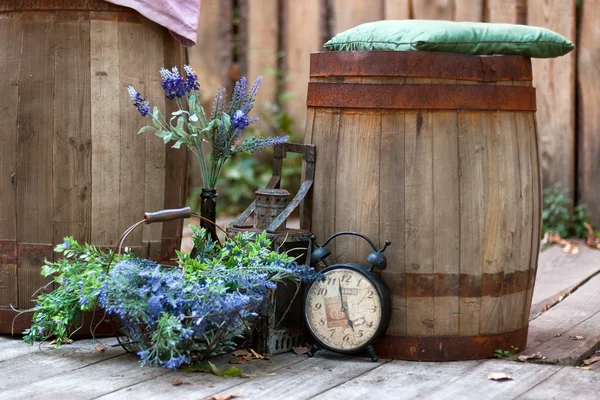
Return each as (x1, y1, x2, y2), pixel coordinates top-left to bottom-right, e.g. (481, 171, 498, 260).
(172, 139, 184, 149)
(138, 125, 155, 135)
(181, 361, 243, 378)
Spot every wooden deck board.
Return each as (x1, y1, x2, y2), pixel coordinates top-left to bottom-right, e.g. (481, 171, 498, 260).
(98, 352, 304, 400)
(525, 273, 600, 365)
(517, 366, 600, 400)
(311, 359, 482, 399)
(531, 244, 600, 318)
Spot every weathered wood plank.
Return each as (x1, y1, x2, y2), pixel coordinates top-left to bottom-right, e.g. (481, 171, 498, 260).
(334, 111, 361, 262)
(526, 273, 600, 365)
(405, 106, 434, 336)
(90, 19, 121, 247)
(142, 21, 166, 259)
(479, 112, 505, 334)
(355, 108, 381, 261)
(1, 352, 168, 400)
(528, 0, 576, 196)
(208, 352, 386, 400)
(519, 366, 600, 400)
(118, 20, 146, 247)
(98, 352, 304, 400)
(333, 0, 384, 33)
(53, 14, 92, 246)
(0, 338, 124, 390)
(0, 15, 23, 309)
(384, 0, 410, 19)
(530, 244, 600, 318)
(577, 0, 600, 226)
(313, 360, 481, 399)
(457, 111, 485, 335)
(410, 0, 454, 20)
(247, 0, 279, 131)
(309, 108, 341, 260)
(16, 16, 56, 309)
(486, 0, 525, 23)
(454, 0, 484, 21)
(284, 0, 322, 135)
(432, 107, 460, 336)
(420, 359, 563, 400)
(380, 107, 406, 335)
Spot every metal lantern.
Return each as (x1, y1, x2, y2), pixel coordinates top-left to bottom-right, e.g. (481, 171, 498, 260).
(227, 143, 315, 354)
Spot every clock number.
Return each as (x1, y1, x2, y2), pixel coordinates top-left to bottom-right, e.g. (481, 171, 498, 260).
(343, 334, 350, 342)
(319, 318, 325, 326)
(317, 288, 328, 296)
(315, 303, 322, 310)
(366, 321, 374, 328)
(341, 274, 352, 283)
(367, 291, 374, 299)
(327, 277, 337, 286)
(370, 306, 377, 313)
(356, 278, 363, 287)
(329, 329, 335, 338)
(357, 330, 364, 338)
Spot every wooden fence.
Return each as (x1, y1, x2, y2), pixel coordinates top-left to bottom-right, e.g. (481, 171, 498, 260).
(188, 0, 599, 224)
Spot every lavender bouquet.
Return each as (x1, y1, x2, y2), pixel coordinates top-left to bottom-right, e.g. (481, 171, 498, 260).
(128, 66, 288, 189)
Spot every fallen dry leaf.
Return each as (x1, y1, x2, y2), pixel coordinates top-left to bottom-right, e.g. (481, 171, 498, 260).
(95, 344, 106, 353)
(293, 346, 309, 355)
(583, 355, 600, 365)
(172, 377, 190, 386)
(203, 392, 241, 400)
(264, 373, 277, 376)
(583, 223, 600, 249)
(569, 335, 586, 340)
(488, 372, 513, 381)
(518, 352, 542, 362)
(577, 366, 593, 370)
(229, 357, 247, 365)
(231, 349, 250, 357)
(240, 373, 256, 378)
(562, 242, 579, 255)
(250, 349, 265, 359)
(548, 232, 567, 246)
(554, 333, 562, 338)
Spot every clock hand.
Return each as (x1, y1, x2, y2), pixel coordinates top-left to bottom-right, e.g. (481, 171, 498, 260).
(338, 282, 354, 331)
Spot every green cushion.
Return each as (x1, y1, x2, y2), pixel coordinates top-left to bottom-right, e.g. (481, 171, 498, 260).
(324, 20, 574, 58)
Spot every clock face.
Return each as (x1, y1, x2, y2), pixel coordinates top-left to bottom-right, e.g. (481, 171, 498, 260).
(305, 267, 383, 352)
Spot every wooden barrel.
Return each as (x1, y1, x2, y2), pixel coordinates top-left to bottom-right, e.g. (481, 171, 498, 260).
(0, 0, 188, 333)
(305, 51, 541, 360)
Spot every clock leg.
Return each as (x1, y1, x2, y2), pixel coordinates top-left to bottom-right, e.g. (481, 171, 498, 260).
(308, 343, 321, 358)
(366, 344, 379, 362)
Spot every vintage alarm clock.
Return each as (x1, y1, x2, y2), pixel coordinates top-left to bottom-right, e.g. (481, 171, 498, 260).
(304, 232, 392, 362)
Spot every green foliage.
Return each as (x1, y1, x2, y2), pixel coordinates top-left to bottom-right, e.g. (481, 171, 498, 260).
(542, 182, 592, 239)
(23, 230, 322, 370)
(493, 346, 519, 360)
(21, 238, 135, 345)
(190, 95, 303, 216)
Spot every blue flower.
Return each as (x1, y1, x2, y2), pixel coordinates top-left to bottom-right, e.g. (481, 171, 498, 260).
(232, 110, 253, 130)
(127, 86, 150, 116)
(62, 241, 70, 249)
(163, 355, 188, 370)
(183, 65, 200, 92)
(148, 295, 163, 317)
(160, 67, 187, 99)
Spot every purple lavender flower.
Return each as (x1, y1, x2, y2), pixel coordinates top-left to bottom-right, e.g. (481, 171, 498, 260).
(183, 65, 200, 92)
(160, 67, 187, 99)
(127, 86, 150, 116)
(234, 135, 289, 154)
(231, 109, 252, 130)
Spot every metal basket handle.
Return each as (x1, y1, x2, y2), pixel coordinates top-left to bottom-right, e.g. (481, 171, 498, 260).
(106, 207, 233, 271)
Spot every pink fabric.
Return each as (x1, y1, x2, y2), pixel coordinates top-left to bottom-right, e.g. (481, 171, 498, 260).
(104, 0, 200, 47)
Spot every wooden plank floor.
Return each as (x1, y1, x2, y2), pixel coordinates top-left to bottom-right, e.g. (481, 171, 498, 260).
(1, 244, 599, 399)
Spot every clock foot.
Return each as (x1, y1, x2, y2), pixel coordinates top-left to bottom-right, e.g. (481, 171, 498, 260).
(308, 343, 321, 358)
(366, 344, 378, 362)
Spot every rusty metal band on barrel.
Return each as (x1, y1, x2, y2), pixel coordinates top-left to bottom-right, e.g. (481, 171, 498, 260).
(310, 51, 533, 82)
(307, 82, 536, 111)
(373, 325, 529, 361)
